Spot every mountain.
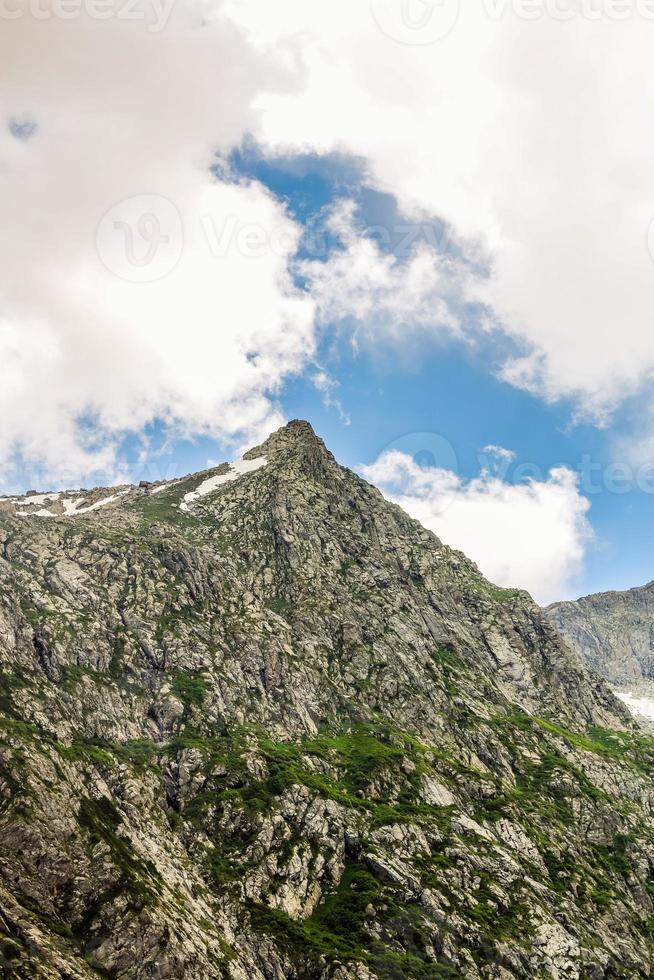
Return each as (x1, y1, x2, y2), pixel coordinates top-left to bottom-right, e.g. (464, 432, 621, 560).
(546, 584, 654, 728)
(0, 420, 653, 979)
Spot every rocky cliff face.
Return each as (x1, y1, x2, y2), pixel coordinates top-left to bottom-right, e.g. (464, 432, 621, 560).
(0, 421, 653, 979)
(546, 583, 654, 689)
(546, 584, 654, 728)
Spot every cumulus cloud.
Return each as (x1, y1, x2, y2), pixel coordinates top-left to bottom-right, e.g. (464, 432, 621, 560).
(0, 5, 314, 487)
(6, 0, 654, 488)
(298, 200, 464, 340)
(225, 0, 654, 422)
(361, 449, 592, 604)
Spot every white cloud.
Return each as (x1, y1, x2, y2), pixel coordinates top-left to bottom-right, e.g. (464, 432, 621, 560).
(361, 449, 592, 604)
(6, 1, 654, 486)
(482, 445, 516, 463)
(311, 369, 351, 425)
(224, 0, 654, 422)
(0, 6, 314, 487)
(298, 200, 464, 340)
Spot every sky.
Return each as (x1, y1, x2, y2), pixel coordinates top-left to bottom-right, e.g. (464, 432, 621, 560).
(2, 0, 654, 604)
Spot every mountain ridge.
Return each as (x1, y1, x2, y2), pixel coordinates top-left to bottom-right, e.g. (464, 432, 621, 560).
(546, 580, 654, 728)
(0, 420, 653, 979)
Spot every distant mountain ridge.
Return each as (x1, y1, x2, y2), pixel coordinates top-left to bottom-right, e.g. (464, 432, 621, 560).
(0, 420, 653, 978)
(546, 582, 654, 726)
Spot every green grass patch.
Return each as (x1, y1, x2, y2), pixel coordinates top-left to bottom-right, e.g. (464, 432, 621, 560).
(171, 671, 209, 709)
(252, 860, 459, 977)
(78, 796, 161, 905)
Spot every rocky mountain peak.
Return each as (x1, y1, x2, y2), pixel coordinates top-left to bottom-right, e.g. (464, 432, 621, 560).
(0, 421, 334, 523)
(243, 418, 337, 483)
(0, 424, 653, 979)
(244, 418, 327, 457)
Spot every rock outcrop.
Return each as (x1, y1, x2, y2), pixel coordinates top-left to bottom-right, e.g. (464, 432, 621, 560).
(0, 421, 653, 978)
(547, 583, 654, 728)
(547, 582, 654, 687)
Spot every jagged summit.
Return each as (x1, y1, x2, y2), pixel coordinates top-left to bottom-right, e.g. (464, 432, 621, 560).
(0, 421, 653, 978)
(245, 418, 329, 457)
(0, 420, 331, 521)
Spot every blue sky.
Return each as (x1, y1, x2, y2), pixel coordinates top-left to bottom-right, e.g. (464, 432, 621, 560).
(142, 358, 653, 604)
(68, 146, 647, 605)
(5, 4, 654, 606)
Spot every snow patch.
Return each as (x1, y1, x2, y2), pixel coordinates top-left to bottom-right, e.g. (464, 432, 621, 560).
(17, 508, 56, 518)
(149, 483, 172, 495)
(180, 456, 267, 512)
(16, 493, 60, 507)
(614, 691, 654, 722)
(63, 491, 128, 515)
(62, 496, 83, 516)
